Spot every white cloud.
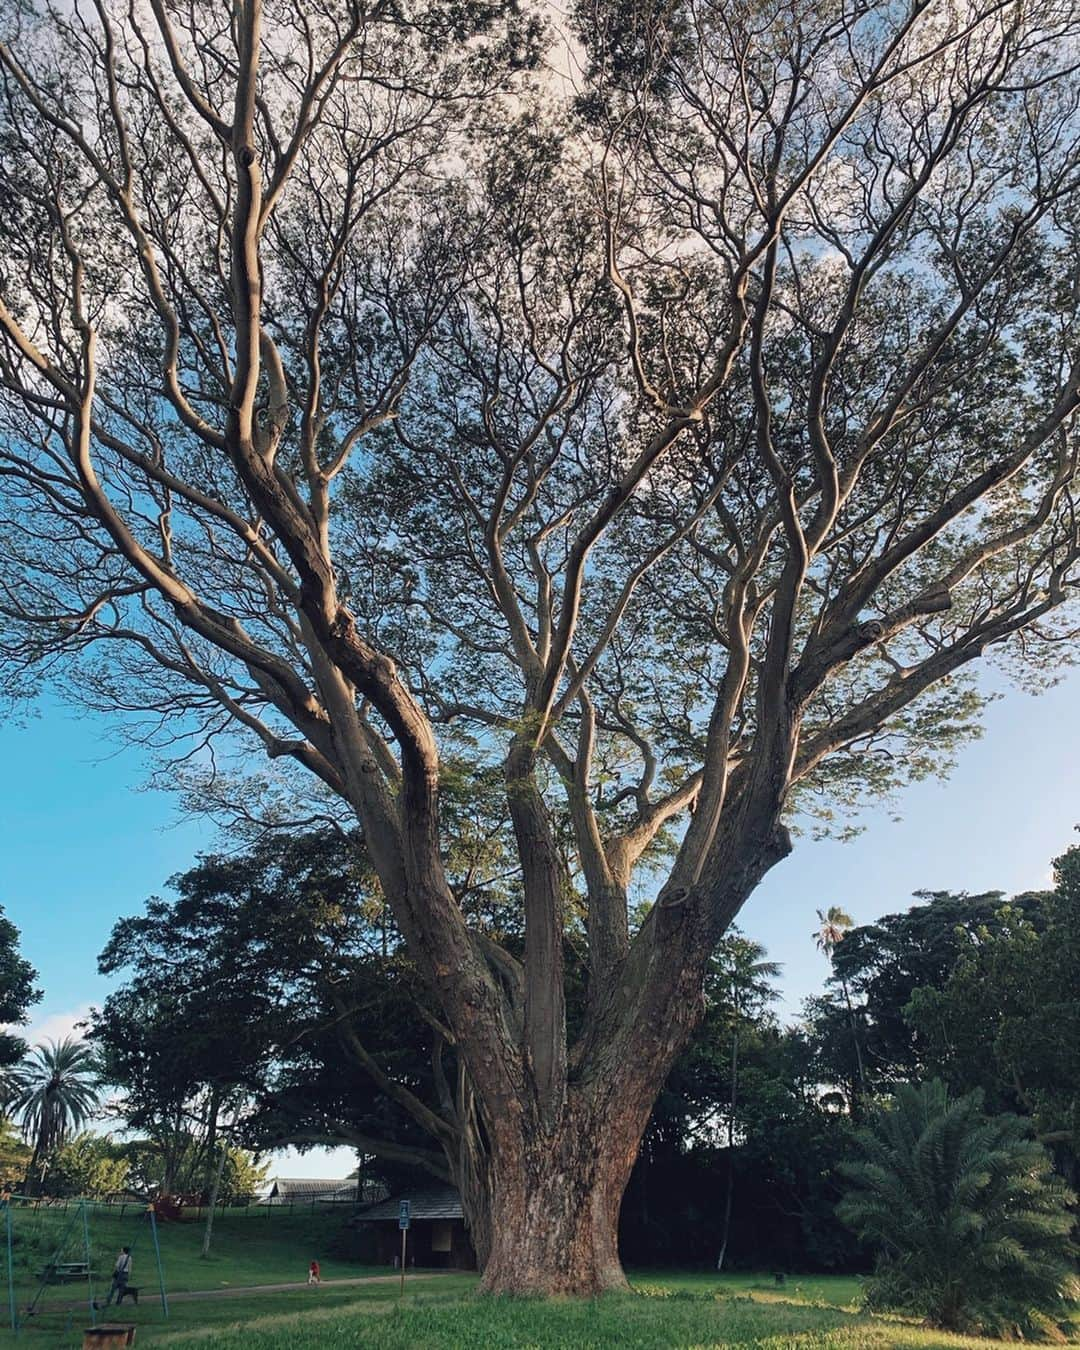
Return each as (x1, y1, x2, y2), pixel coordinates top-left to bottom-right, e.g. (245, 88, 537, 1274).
(18, 1004, 94, 1046)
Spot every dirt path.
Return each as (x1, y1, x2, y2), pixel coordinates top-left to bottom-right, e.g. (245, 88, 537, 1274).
(166, 1271, 454, 1303)
(43, 1270, 458, 1315)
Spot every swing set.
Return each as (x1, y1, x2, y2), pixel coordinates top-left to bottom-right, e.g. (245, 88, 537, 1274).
(0, 1192, 169, 1338)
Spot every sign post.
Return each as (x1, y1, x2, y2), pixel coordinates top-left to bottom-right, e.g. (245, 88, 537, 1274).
(398, 1201, 410, 1297)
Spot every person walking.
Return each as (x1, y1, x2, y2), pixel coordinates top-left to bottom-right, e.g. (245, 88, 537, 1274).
(102, 1247, 132, 1307)
(308, 1259, 321, 1285)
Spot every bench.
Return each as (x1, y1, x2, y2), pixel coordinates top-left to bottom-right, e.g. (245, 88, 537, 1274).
(39, 1262, 92, 1284)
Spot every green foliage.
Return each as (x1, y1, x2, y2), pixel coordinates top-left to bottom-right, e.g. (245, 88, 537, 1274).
(117, 1131, 267, 1203)
(46, 1131, 129, 1198)
(906, 851, 1080, 1156)
(3, 1037, 101, 1191)
(838, 1082, 1078, 1339)
(623, 937, 859, 1272)
(0, 906, 40, 1070)
(90, 830, 448, 1189)
(221, 1147, 270, 1202)
(0, 1115, 29, 1184)
(808, 891, 1051, 1098)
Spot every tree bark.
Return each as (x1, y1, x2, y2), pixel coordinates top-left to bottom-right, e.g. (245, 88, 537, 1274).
(200, 1141, 228, 1259)
(23, 1139, 42, 1197)
(840, 978, 866, 1105)
(477, 1093, 645, 1295)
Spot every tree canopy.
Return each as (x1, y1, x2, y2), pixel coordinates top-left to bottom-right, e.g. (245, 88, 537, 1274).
(3, 1037, 101, 1193)
(805, 887, 1052, 1101)
(906, 850, 1080, 1162)
(2, 0, 1080, 1293)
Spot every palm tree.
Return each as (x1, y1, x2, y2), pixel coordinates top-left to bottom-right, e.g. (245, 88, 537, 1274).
(813, 906, 853, 959)
(3, 1038, 101, 1194)
(813, 906, 865, 1099)
(838, 1081, 1078, 1338)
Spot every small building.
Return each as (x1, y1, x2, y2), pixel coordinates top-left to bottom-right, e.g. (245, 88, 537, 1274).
(353, 1184, 475, 1269)
(259, 1177, 354, 1205)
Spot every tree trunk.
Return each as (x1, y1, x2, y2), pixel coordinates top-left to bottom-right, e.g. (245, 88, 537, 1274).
(200, 1141, 228, 1259)
(477, 1096, 640, 1295)
(23, 1138, 42, 1197)
(841, 978, 866, 1104)
(717, 1004, 739, 1271)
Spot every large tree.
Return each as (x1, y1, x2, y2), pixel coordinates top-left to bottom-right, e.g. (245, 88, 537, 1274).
(814, 888, 1050, 1094)
(2, 0, 1080, 1294)
(90, 830, 466, 1189)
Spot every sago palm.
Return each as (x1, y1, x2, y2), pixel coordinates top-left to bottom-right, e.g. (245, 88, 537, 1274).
(838, 1080, 1078, 1339)
(3, 1038, 101, 1193)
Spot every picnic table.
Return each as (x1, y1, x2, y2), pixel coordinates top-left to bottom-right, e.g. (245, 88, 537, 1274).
(39, 1261, 93, 1283)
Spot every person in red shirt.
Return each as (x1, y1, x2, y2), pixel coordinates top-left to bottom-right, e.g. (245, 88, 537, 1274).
(307, 1259, 321, 1285)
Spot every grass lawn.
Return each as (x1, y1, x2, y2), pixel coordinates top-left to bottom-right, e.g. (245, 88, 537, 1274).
(2, 1202, 381, 1295)
(0, 1259, 1074, 1349)
(0, 1276, 475, 1347)
(140, 1274, 1080, 1349)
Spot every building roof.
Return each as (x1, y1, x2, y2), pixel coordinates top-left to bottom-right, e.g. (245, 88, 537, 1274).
(356, 1183, 463, 1222)
(261, 1177, 353, 1199)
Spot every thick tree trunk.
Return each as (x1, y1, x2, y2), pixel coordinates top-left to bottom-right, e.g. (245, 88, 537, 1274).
(477, 1096, 643, 1295)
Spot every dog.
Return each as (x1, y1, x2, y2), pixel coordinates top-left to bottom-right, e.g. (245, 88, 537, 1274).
(92, 1287, 139, 1310)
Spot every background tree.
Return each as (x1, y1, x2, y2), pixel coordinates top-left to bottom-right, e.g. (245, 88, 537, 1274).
(46, 1132, 129, 1199)
(810, 890, 1050, 1100)
(118, 1133, 266, 1204)
(3, 0, 1080, 1293)
(0, 1117, 30, 1186)
(838, 1081, 1078, 1339)
(621, 973, 860, 1273)
(813, 907, 863, 1103)
(3, 1038, 101, 1194)
(0, 906, 40, 1069)
(89, 830, 474, 1194)
(715, 937, 780, 1270)
(906, 850, 1080, 1176)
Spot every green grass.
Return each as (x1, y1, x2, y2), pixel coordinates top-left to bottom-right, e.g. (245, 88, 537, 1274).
(0, 1201, 407, 1343)
(2, 1202, 379, 1294)
(0, 1224, 1075, 1350)
(0, 1276, 474, 1347)
(632, 1270, 865, 1309)
(142, 1278, 1080, 1349)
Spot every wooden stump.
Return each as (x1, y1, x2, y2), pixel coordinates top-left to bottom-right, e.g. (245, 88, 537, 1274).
(82, 1325, 136, 1349)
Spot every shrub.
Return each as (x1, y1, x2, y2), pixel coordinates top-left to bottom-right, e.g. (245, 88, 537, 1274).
(837, 1080, 1078, 1340)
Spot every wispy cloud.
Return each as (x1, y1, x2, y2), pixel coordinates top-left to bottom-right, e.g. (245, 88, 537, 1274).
(20, 1004, 94, 1046)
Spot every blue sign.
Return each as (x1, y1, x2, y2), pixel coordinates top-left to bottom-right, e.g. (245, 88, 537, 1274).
(399, 1200, 411, 1230)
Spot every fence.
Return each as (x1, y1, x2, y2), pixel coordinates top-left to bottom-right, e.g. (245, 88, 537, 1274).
(10, 1196, 366, 1221)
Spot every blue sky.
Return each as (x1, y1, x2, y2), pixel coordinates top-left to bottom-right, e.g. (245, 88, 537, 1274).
(2, 670, 1078, 1177)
